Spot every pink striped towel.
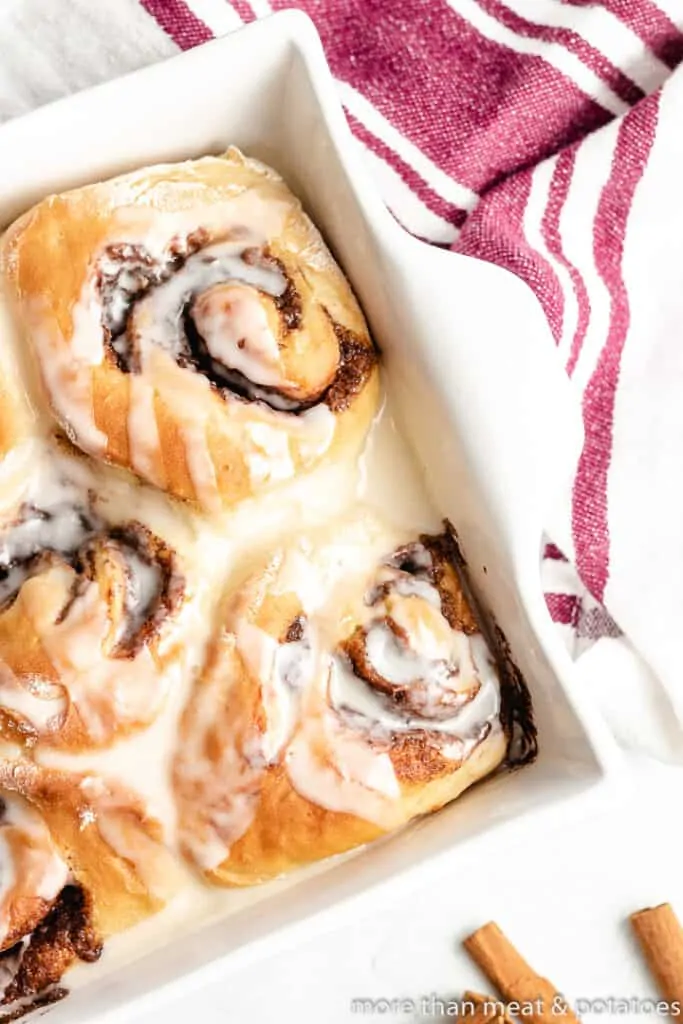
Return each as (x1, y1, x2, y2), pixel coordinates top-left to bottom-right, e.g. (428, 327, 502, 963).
(2, 0, 683, 758)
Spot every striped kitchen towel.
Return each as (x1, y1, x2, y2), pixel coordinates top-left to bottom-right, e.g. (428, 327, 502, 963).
(2, 0, 683, 758)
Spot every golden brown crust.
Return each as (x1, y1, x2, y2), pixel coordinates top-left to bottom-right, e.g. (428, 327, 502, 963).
(0, 149, 380, 512)
(0, 760, 184, 938)
(210, 763, 383, 887)
(0, 376, 23, 464)
(174, 519, 508, 886)
(420, 532, 480, 634)
(1, 882, 54, 957)
(0, 761, 183, 1013)
(0, 323, 37, 513)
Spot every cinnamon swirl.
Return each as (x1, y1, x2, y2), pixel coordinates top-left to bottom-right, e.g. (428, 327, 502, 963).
(0, 759, 183, 1014)
(0, 148, 379, 512)
(0, 448, 191, 750)
(174, 515, 534, 885)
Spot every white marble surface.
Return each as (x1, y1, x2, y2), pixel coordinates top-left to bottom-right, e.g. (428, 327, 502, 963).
(127, 753, 681, 1024)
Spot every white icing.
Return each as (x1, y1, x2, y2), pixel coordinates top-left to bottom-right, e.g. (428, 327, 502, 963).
(471, 633, 504, 697)
(193, 283, 286, 388)
(181, 415, 221, 513)
(0, 834, 14, 914)
(395, 544, 433, 571)
(119, 548, 163, 646)
(284, 651, 403, 827)
(0, 668, 66, 731)
(78, 776, 183, 903)
(235, 620, 313, 763)
(328, 652, 499, 743)
(31, 280, 107, 452)
(22, 570, 168, 742)
(371, 570, 440, 608)
(363, 620, 454, 686)
(285, 722, 400, 825)
(0, 442, 40, 514)
(290, 404, 337, 462)
(244, 423, 294, 486)
(174, 635, 268, 869)
(131, 241, 286, 368)
(0, 795, 68, 947)
(127, 375, 165, 488)
(270, 521, 384, 615)
(0, 502, 86, 563)
(113, 189, 289, 266)
(0, 452, 99, 606)
(70, 283, 106, 365)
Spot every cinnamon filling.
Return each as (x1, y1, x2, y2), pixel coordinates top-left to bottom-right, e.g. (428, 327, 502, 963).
(284, 616, 306, 644)
(0, 496, 102, 610)
(0, 502, 183, 657)
(0, 885, 102, 1018)
(324, 526, 536, 769)
(342, 619, 475, 721)
(340, 540, 480, 722)
(77, 523, 184, 657)
(98, 231, 209, 349)
(97, 239, 377, 414)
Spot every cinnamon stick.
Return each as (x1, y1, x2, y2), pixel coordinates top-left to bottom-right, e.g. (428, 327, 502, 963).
(462, 991, 515, 1022)
(463, 922, 579, 1024)
(631, 904, 683, 1017)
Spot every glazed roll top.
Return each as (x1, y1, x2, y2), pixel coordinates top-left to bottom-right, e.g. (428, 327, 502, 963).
(0, 148, 380, 512)
(174, 515, 521, 886)
(0, 760, 183, 1011)
(0, 793, 69, 955)
(0, 449, 189, 750)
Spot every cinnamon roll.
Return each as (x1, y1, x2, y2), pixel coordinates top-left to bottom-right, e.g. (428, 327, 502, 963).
(0, 449, 190, 750)
(0, 759, 183, 1013)
(174, 516, 535, 885)
(0, 148, 380, 512)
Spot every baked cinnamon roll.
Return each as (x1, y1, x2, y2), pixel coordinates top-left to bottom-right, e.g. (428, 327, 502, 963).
(0, 759, 183, 1013)
(0, 449, 190, 750)
(0, 149, 379, 512)
(174, 516, 535, 885)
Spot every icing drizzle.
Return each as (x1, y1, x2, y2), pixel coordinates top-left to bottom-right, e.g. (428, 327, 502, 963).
(175, 524, 506, 866)
(0, 465, 180, 657)
(97, 236, 376, 415)
(0, 456, 186, 747)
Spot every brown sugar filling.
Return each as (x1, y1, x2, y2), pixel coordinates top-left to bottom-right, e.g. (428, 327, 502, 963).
(97, 239, 377, 414)
(0, 885, 102, 1021)
(0, 501, 183, 658)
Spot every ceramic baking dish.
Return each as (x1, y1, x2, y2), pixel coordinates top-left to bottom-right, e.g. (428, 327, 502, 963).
(0, 11, 622, 1022)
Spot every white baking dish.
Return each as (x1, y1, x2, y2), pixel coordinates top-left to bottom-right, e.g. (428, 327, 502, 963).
(0, 11, 622, 1022)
